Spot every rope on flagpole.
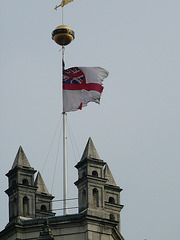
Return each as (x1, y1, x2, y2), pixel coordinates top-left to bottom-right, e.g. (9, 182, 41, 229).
(67, 118, 81, 163)
(41, 117, 62, 174)
(51, 120, 63, 194)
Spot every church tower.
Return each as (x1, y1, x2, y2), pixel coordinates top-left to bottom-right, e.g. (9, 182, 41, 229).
(75, 138, 123, 229)
(5, 146, 37, 222)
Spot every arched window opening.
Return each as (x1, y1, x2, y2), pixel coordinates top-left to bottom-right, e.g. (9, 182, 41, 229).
(82, 189, 87, 208)
(22, 179, 29, 185)
(13, 198, 17, 217)
(23, 196, 29, 217)
(110, 213, 115, 221)
(41, 205, 47, 211)
(109, 197, 115, 204)
(92, 170, 98, 177)
(93, 188, 99, 207)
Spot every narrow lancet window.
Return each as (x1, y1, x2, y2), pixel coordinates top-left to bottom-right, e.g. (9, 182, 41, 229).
(93, 188, 99, 207)
(23, 196, 29, 217)
(41, 205, 47, 211)
(92, 170, 98, 177)
(109, 197, 115, 204)
(13, 198, 17, 217)
(82, 189, 87, 208)
(22, 179, 29, 185)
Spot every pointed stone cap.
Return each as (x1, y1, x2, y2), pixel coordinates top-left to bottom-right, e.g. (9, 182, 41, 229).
(81, 137, 100, 161)
(35, 172, 49, 194)
(104, 164, 117, 186)
(12, 146, 31, 169)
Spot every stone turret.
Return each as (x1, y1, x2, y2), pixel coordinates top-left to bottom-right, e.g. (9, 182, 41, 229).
(35, 172, 55, 217)
(74, 138, 123, 230)
(6, 146, 37, 222)
(5, 146, 55, 224)
(1, 141, 125, 240)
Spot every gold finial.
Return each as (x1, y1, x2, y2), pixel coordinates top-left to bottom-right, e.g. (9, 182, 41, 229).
(54, 0, 73, 10)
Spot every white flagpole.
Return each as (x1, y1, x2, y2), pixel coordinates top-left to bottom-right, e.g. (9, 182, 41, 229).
(62, 5, 64, 25)
(52, 3, 74, 216)
(62, 46, 68, 215)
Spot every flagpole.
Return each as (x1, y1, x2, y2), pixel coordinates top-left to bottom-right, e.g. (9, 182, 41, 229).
(62, 6, 64, 25)
(62, 46, 68, 215)
(63, 112, 68, 215)
(61, 5, 67, 215)
(52, 1, 75, 216)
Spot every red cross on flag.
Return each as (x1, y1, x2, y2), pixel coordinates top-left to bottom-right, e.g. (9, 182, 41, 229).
(63, 67, 109, 112)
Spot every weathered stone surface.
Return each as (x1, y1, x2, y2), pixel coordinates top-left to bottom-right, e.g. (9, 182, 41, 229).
(0, 140, 124, 240)
(81, 137, 100, 161)
(11, 146, 31, 169)
(35, 172, 49, 194)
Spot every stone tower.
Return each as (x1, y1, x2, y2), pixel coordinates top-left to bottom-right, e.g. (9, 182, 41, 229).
(0, 141, 125, 240)
(35, 172, 55, 217)
(5, 146, 37, 222)
(75, 137, 123, 230)
(5, 146, 54, 224)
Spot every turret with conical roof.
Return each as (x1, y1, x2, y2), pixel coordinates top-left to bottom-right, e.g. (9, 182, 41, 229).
(35, 172, 55, 217)
(35, 172, 49, 194)
(75, 137, 105, 179)
(6, 146, 37, 222)
(75, 138, 106, 214)
(11, 146, 31, 169)
(5, 146, 55, 223)
(80, 137, 100, 161)
(104, 163, 123, 230)
(75, 137, 123, 230)
(104, 164, 117, 186)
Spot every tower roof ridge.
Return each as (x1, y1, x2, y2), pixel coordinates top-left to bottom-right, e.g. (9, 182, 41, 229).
(35, 172, 50, 194)
(11, 146, 31, 169)
(81, 137, 100, 161)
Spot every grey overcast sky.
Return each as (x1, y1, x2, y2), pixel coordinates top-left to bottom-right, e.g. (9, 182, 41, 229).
(0, 0, 180, 239)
